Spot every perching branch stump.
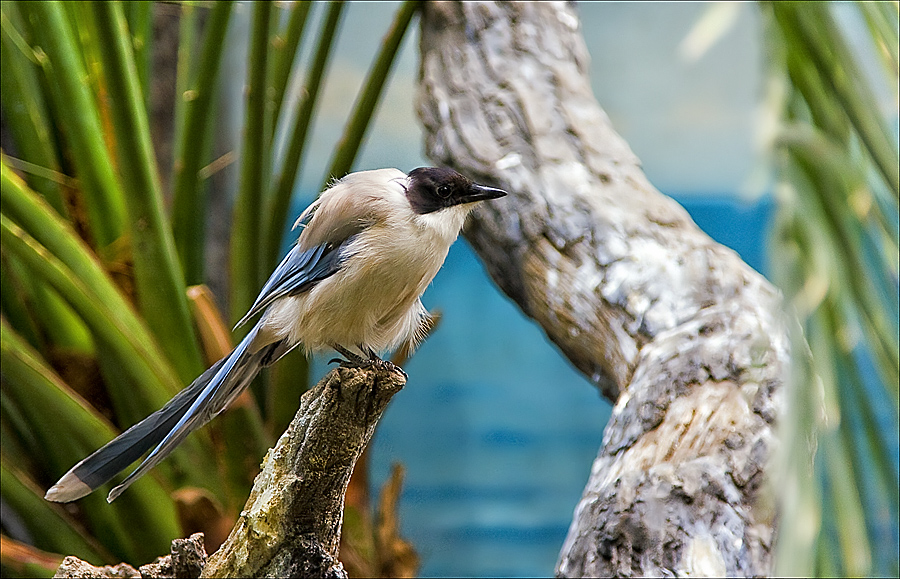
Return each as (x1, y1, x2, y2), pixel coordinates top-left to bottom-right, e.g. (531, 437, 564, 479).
(53, 365, 405, 579)
(201, 365, 406, 578)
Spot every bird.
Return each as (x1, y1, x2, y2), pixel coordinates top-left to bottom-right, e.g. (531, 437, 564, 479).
(44, 167, 506, 504)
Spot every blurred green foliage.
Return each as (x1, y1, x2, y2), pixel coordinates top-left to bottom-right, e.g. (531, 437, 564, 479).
(0, 1, 418, 576)
(763, 2, 899, 577)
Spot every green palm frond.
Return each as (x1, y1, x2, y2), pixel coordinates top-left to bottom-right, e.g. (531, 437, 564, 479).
(0, 2, 419, 574)
(763, 2, 900, 577)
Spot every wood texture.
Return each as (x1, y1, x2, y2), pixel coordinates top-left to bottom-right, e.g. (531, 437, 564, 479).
(416, 2, 786, 576)
(53, 533, 206, 578)
(51, 365, 405, 579)
(201, 365, 405, 578)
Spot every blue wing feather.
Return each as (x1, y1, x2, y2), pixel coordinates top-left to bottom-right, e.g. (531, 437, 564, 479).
(47, 215, 358, 502)
(234, 236, 354, 329)
(106, 325, 298, 502)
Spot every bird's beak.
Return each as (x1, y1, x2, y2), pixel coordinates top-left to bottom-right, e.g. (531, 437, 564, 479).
(460, 182, 508, 204)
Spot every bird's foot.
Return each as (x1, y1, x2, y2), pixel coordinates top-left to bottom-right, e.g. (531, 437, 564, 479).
(328, 344, 368, 365)
(329, 345, 407, 379)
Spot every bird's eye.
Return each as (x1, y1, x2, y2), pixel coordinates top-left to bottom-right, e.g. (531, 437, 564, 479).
(436, 184, 452, 198)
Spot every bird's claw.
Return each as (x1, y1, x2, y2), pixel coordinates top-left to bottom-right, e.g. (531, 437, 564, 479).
(329, 346, 407, 379)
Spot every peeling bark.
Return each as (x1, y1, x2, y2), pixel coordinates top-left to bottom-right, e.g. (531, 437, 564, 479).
(416, 2, 786, 576)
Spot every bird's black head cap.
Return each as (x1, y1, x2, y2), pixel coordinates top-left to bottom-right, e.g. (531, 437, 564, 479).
(406, 167, 507, 215)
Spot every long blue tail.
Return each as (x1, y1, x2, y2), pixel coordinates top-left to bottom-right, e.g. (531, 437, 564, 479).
(45, 325, 294, 503)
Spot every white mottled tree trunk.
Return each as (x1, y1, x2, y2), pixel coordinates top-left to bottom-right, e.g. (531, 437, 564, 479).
(416, 2, 786, 576)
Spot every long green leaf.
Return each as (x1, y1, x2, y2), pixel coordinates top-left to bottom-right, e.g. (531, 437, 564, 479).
(0, 321, 180, 562)
(122, 0, 151, 112)
(264, 1, 345, 269)
(816, 305, 873, 576)
(266, 349, 309, 438)
(88, 1, 204, 382)
(0, 3, 66, 215)
(0, 211, 221, 492)
(779, 22, 850, 142)
(171, 1, 234, 285)
(844, 352, 900, 520)
(823, 435, 872, 576)
(1, 254, 93, 354)
(833, 322, 900, 575)
(324, 0, 421, 184)
(772, 5, 899, 246)
(779, 129, 900, 407)
(231, 1, 274, 325)
(0, 256, 44, 350)
(858, 1, 899, 80)
(1, 164, 181, 401)
(0, 461, 111, 564)
(0, 390, 41, 493)
(19, 1, 126, 251)
(2, 165, 181, 424)
(782, 3, 900, 198)
(765, 3, 899, 576)
(267, 1, 313, 145)
(213, 395, 272, 513)
(0, 216, 172, 419)
(781, 127, 899, 316)
(771, 304, 822, 577)
(170, 1, 197, 181)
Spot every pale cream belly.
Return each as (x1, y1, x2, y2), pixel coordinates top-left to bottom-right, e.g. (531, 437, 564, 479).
(260, 251, 437, 354)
